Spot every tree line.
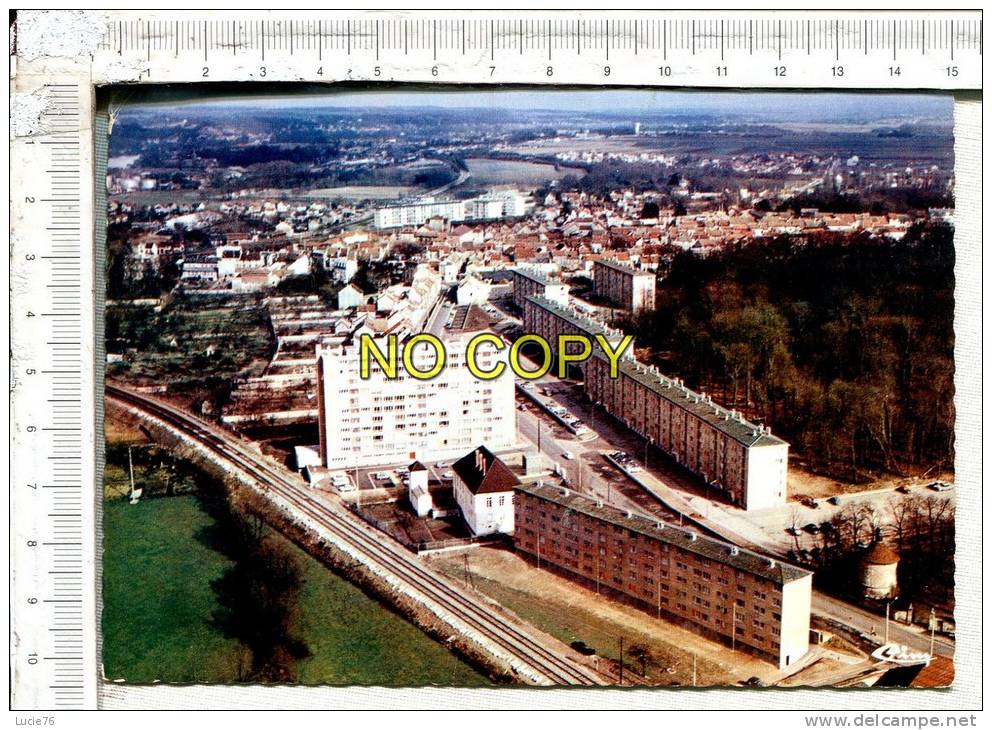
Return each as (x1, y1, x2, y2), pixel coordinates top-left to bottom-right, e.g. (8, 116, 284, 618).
(796, 495, 954, 606)
(618, 224, 955, 482)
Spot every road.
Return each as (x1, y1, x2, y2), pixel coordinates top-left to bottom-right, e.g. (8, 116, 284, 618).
(813, 592, 954, 659)
(515, 374, 955, 661)
(107, 383, 608, 687)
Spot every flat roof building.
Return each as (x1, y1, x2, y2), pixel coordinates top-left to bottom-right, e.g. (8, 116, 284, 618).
(316, 276, 516, 468)
(593, 259, 656, 312)
(511, 267, 569, 311)
(522, 295, 632, 377)
(513, 482, 812, 669)
(584, 354, 789, 510)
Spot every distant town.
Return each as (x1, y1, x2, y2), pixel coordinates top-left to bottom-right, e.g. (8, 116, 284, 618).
(102, 91, 955, 688)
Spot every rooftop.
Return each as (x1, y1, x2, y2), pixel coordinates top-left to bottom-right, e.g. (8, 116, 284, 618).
(518, 482, 810, 585)
(525, 295, 625, 341)
(453, 445, 521, 495)
(863, 542, 900, 565)
(595, 258, 653, 277)
(592, 352, 787, 448)
(512, 267, 562, 287)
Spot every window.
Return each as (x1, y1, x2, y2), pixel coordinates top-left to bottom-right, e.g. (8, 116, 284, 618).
(486, 497, 493, 508)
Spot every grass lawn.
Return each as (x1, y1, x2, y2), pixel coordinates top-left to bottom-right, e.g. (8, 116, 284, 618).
(103, 494, 489, 685)
(102, 496, 245, 683)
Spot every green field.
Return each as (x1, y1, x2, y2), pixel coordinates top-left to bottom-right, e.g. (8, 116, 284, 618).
(102, 494, 489, 685)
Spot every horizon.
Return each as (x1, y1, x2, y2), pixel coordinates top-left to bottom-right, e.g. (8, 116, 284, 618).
(118, 88, 953, 124)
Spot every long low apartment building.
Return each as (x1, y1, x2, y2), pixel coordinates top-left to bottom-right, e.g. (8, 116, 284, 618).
(593, 258, 656, 312)
(511, 267, 569, 311)
(522, 295, 632, 377)
(373, 191, 529, 230)
(514, 482, 812, 669)
(584, 354, 788, 511)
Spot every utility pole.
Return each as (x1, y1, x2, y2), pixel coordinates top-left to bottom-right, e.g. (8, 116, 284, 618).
(732, 603, 737, 652)
(463, 552, 474, 590)
(618, 636, 624, 686)
(692, 653, 697, 687)
(885, 601, 890, 645)
(929, 608, 936, 655)
(127, 445, 136, 500)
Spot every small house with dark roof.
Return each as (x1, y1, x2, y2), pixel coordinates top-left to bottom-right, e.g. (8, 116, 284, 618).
(451, 445, 520, 536)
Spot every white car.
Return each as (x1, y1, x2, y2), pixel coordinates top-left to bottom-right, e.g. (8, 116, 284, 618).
(562, 451, 575, 460)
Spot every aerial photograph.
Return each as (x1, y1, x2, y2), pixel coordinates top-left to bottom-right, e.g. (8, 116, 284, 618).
(101, 88, 955, 688)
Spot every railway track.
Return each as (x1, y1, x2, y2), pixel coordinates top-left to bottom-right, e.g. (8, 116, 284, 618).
(106, 384, 603, 687)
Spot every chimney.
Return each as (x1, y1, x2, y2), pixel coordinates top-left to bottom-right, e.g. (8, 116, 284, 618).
(767, 558, 776, 568)
(687, 531, 697, 541)
(730, 546, 739, 556)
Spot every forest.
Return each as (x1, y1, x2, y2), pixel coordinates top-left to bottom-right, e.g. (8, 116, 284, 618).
(618, 224, 955, 482)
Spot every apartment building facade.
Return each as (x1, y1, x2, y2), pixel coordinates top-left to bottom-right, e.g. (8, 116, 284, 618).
(593, 259, 656, 312)
(315, 304, 516, 468)
(584, 354, 789, 511)
(521, 295, 632, 376)
(514, 483, 812, 669)
(373, 199, 466, 230)
(373, 191, 529, 230)
(511, 267, 569, 311)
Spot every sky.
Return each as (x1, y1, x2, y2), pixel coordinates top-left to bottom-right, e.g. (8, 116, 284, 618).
(123, 88, 953, 123)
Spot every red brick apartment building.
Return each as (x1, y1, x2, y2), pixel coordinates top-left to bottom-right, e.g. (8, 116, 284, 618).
(513, 483, 812, 669)
(584, 353, 789, 511)
(511, 267, 569, 311)
(592, 258, 656, 312)
(522, 295, 631, 376)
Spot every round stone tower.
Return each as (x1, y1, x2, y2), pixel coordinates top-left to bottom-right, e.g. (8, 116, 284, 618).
(860, 542, 900, 599)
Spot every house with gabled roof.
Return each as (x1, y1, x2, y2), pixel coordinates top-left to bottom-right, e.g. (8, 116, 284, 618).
(451, 446, 520, 536)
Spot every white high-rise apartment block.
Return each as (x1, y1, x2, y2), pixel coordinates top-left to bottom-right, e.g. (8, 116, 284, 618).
(315, 302, 516, 469)
(373, 190, 529, 229)
(373, 199, 466, 230)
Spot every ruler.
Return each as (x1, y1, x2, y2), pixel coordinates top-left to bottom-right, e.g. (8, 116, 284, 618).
(7, 8, 981, 711)
(10, 80, 98, 709)
(84, 11, 981, 88)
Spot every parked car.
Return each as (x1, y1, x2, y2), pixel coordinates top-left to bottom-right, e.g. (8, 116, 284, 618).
(804, 523, 821, 534)
(929, 481, 954, 492)
(562, 451, 575, 460)
(828, 495, 842, 505)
